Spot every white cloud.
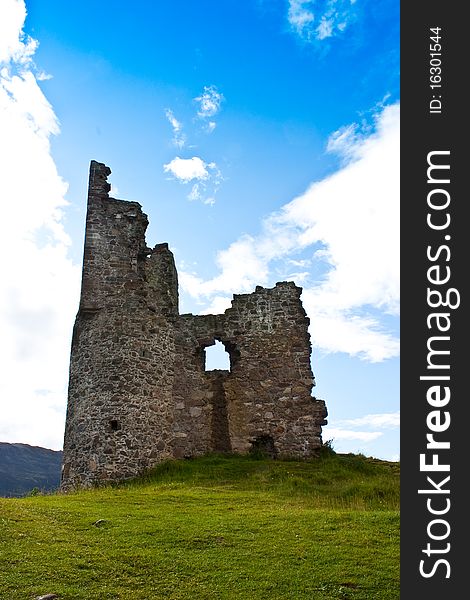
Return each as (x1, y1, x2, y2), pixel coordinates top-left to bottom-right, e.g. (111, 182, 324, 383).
(284, 271, 310, 284)
(202, 196, 216, 206)
(316, 16, 334, 40)
(163, 156, 210, 182)
(301, 305, 399, 362)
(179, 235, 269, 298)
(287, 258, 312, 268)
(179, 102, 400, 362)
(200, 296, 233, 315)
(287, 0, 356, 42)
(165, 108, 181, 132)
(165, 108, 186, 148)
(163, 89, 225, 203)
(0, 0, 80, 449)
(339, 412, 400, 429)
(36, 70, 53, 81)
(164, 156, 223, 204)
(326, 122, 365, 160)
(322, 428, 383, 442)
(0, 0, 36, 64)
(188, 183, 202, 201)
(288, 0, 315, 36)
(164, 89, 222, 154)
(322, 411, 399, 457)
(194, 85, 224, 119)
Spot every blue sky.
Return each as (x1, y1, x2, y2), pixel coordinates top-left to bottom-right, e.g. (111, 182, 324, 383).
(0, 0, 399, 459)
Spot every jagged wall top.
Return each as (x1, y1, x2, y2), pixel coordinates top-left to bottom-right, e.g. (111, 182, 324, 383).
(88, 160, 112, 200)
(80, 161, 178, 316)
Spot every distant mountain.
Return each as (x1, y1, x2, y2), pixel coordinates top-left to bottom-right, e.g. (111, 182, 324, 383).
(0, 442, 63, 497)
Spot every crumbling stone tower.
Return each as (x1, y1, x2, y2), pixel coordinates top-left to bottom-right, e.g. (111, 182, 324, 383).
(61, 161, 327, 489)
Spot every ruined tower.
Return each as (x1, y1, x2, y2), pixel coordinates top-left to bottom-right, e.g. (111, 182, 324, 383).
(61, 161, 327, 489)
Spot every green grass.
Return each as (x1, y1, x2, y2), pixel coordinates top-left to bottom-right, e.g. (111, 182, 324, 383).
(0, 452, 399, 600)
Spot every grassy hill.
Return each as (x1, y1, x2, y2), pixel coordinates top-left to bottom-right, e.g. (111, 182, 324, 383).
(0, 451, 399, 600)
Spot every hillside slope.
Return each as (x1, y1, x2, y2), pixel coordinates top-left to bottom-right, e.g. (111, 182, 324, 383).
(0, 442, 62, 497)
(0, 453, 400, 599)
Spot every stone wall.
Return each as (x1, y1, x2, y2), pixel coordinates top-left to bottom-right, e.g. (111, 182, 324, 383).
(61, 161, 327, 489)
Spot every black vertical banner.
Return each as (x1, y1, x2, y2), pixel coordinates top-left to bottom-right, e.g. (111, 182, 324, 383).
(401, 3, 466, 598)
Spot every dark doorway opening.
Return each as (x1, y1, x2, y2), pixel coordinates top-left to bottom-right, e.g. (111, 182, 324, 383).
(250, 435, 277, 458)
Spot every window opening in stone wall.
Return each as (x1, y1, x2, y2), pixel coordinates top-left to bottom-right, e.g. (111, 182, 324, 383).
(205, 340, 230, 371)
(109, 419, 121, 431)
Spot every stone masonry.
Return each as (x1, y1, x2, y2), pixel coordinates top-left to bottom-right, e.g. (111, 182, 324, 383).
(61, 161, 328, 489)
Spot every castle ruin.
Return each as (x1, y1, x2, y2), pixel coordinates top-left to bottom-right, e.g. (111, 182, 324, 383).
(61, 161, 327, 489)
